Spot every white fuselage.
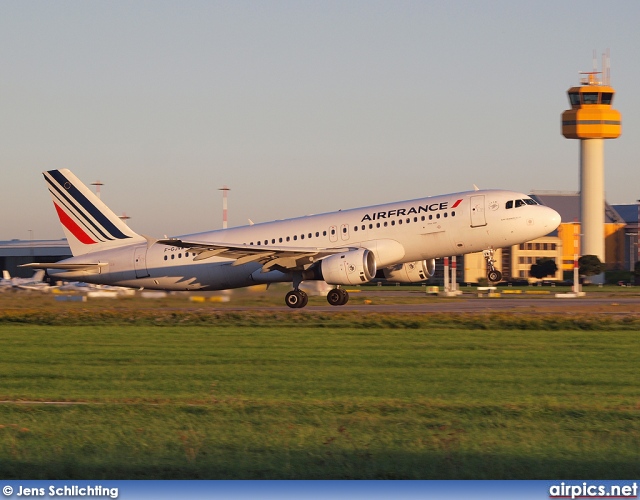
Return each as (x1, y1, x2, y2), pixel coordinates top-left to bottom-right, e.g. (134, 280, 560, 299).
(49, 189, 560, 290)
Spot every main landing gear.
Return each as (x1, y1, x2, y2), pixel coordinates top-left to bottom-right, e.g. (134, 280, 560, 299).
(284, 286, 350, 308)
(483, 249, 502, 283)
(285, 289, 308, 309)
(326, 287, 349, 306)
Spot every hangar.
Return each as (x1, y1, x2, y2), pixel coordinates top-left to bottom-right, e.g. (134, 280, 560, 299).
(0, 239, 72, 279)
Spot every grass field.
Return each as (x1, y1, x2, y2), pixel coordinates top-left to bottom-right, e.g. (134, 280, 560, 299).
(1, 315, 639, 479)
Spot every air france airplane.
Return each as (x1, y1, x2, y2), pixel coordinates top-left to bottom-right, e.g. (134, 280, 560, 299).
(23, 169, 561, 308)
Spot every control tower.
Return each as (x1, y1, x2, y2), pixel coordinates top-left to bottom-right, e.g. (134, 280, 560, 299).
(562, 58, 621, 282)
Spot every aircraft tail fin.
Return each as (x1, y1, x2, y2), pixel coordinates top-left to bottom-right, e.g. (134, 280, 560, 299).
(43, 169, 146, 256)
(2, 270, 10, 280)
(32, 269, 45, 282)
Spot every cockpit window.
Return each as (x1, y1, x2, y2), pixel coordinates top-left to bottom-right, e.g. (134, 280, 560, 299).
(524, 198, 537, 205)
(515, 199, 525, 208)
(506, 200, 513, 209)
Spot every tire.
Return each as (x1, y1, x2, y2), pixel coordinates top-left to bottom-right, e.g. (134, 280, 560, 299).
(487, 270, 502, 283)
(285, 290, 303, 308)
(339, 289, 349, 305)
(327, 289, 343, 306)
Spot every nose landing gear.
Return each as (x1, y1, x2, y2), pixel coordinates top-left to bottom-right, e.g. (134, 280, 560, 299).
(483, 249, 502, 283)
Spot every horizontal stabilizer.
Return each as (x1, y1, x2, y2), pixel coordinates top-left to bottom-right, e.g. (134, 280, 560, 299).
(20, 262, 108, 271)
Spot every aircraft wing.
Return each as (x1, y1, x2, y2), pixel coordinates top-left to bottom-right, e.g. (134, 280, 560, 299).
(19, 263, 108, 271)
(157, 238, 351, 272)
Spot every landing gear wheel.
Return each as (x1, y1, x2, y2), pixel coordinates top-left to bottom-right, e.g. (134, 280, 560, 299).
(299, 291, 308, 308)
(487, 270, 502, 283)
(327, 288, 349, 306)
(483, 249, 502, 283)
(285, 290, 307, 309)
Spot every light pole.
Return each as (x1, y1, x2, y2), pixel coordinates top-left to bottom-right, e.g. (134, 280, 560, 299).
(219, 186, 230, 229)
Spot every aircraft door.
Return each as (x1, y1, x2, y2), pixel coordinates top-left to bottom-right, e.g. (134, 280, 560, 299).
(134, 245, 150, 278)
(340, 224, 350, 241)
(329, 225, 338, 243)
(470, 195, 487, 228)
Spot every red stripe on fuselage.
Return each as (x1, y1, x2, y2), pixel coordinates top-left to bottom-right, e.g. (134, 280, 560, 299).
(54, 203, 96, 245)
(451, 199, 462, 208)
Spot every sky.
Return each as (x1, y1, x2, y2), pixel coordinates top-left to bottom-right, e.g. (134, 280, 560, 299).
(1, 0, 639, 241)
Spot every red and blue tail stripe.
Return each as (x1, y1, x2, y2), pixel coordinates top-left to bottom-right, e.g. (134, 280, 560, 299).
(45, 170, 132, 244)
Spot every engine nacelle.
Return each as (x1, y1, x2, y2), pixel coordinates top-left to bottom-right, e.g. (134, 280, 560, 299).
(320, 248, 377, 285)
(382, 259, 435, 283)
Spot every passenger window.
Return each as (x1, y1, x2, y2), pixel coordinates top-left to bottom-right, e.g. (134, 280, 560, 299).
(279, 238, 283, 243)
(391, 220, 395, 226)
(301, 234, 304, 240)
(429, 214, 433, 220)
(286, 237, 290, 242)
(436, 213, 440, 219)
(444, 213, 448, 218)
(384, 221, 388, 227)
(315, 232, 319, 237)
(452, 211, 456, 217)
(294, 235, 297, 241)
(414, 217, 417, 222)
(376, 223, 380, 228)
(354, 226, 358, 231)
(406, 218, 410, 224)
(323, 231, 327, 236)
(369, 224, 373, 229)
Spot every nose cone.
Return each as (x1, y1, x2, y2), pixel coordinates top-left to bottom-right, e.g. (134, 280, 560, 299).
(545, 206, 562, 231)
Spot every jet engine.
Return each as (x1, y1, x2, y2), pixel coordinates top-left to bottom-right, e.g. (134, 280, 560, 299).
(320, 248, 377, 285)
(381, 259, 435, 283)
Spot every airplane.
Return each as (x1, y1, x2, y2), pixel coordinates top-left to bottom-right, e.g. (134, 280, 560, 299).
(22, 169, 561, 308)
(1, 269, 49, 291)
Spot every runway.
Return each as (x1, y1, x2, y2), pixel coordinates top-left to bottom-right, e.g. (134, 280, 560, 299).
(227, 292, 640, 315)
